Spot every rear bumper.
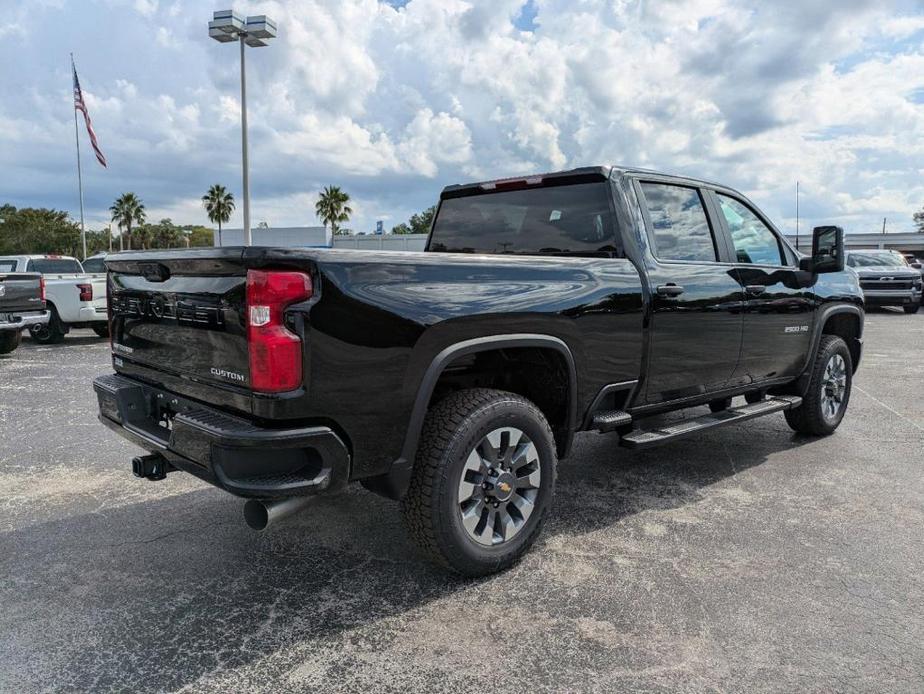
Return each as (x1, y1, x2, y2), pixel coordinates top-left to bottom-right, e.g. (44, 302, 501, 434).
(93, 373, 350, 498)
(74, 304, 108, 324)
(0, 310, 49, 331)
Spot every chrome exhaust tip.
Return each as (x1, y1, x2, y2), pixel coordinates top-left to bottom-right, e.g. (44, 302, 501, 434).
(243, 496, 315, 531)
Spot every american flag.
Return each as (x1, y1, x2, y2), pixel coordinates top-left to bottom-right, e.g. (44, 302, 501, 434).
(72, 61, 107, 168)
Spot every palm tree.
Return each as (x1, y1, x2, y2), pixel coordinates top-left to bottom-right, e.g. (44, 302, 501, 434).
(109, 193, 146, 250)
(202, 184, 235, 246)
(315, 185, 353, 235)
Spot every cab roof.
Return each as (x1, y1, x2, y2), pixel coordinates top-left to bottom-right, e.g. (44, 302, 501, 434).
(439, 165, 732, 199)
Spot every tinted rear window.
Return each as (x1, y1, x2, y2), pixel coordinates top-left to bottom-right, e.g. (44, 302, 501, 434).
(429, 182, 619, 256)
(26, 258, 83, 274)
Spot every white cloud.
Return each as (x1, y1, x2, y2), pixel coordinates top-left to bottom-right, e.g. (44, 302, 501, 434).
(0, 0, 923, 235)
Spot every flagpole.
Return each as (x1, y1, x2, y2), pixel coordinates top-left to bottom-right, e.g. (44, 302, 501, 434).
(71, 53, 87, 261)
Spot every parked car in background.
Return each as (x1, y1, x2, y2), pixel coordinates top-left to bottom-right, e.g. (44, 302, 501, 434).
(0, 255, 108, 342)
(846, 249, 922, 314)
(94, 166, 864, 576)
(81, 253, 108, 277)
(0, 271, 48, 354)
(904, 254, 924, 280)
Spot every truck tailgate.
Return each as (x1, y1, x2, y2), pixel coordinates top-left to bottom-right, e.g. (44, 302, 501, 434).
(0, 273, 44, 313)
(106, 251, 251, 390)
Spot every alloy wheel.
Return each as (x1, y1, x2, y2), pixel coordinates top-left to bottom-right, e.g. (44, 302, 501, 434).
(820, 353, 847, 421)
(457, 427, 541, 546)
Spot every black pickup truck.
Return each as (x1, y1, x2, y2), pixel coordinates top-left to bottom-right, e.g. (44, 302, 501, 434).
(0, 272, 48, 354)
(95, 166, 864, 575)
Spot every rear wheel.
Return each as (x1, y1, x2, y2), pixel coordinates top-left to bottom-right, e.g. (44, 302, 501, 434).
(0, 330, 21, 355)
(401, 388, 557, 576)
(784, 335, 852, 436)
(904, 303, 920, 315)
(29, 306, 65, 344)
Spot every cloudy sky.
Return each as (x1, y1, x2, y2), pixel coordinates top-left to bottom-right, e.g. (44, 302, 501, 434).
(2, 0, 924, 236)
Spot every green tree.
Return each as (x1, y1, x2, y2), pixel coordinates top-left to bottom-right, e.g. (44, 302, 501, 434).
(183, 225, 215, 247)
(202, 184, 235, 246)
(109, 193, 146, 250)
(141, 218, 184, 249)
(0, 205, 81, 255)
(391, 205, 436, 235)
(914, 207, 924, 233)
(315, 185, 353, 235)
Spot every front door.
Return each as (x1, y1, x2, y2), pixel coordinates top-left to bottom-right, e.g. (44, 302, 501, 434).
(710, 192, 814, 382)
(636, 181, 745, 405)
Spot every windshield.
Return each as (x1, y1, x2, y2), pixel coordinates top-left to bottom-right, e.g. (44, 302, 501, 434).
(429, 182, 619, 256)
(81, 257, 106, 273)
(846, 251, 909, 268)
(26, 258, 83, 274)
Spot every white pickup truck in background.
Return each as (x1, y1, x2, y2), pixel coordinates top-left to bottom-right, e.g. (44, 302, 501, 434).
(0, 255, 108, 343)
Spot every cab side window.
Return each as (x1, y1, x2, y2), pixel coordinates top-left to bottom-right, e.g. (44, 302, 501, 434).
(717, 195, 785, 266)
(640, 183, 717, 262)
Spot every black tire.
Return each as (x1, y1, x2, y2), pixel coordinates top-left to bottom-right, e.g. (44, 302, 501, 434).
(29, 306, 65, 344)
(401, 388, 557, 577)
(708, 397, 732, 413)
(92, 324, 110, 338)
(903, 303, 920, 315)
(744, 390, 764, 404)
(0, 330, 21, 355)
(784, 335, 852, 436)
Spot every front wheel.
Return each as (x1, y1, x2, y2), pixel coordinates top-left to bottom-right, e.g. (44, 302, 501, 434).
(401, 388, 557, 576)
(784, 335, 852, 436)
(904, 303, 920, 315)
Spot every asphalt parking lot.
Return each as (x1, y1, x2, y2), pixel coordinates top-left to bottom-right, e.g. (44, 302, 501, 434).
(2, 311, 923, 693)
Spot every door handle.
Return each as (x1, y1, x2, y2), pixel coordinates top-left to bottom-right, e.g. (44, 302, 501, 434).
(656, 284, 684, 297)
(744, 285, 766, 295)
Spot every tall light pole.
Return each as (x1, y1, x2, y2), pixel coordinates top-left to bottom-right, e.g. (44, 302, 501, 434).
(208, 10, 277, 246)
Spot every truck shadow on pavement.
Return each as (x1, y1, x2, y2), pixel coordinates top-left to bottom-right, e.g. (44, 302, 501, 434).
(3, 416, 807, 692)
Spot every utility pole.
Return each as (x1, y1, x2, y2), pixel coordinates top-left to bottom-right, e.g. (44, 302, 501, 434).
(882, 217, 886, 234)
(795, 181, 800, 250)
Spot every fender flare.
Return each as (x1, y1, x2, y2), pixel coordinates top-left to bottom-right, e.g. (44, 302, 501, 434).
(378, 334, 578, 500)
(797, 304, 864, 391)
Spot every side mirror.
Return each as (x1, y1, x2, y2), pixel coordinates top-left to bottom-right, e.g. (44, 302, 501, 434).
(799, 225, 845, 273)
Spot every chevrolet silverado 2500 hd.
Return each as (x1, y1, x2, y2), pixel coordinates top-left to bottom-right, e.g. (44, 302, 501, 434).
(94, 167, 864, 575)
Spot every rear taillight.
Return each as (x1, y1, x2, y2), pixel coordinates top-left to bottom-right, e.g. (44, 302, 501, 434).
(246, 269, 312, 393)
(39, 276, 46, 304)
(77, 283, 93, 301)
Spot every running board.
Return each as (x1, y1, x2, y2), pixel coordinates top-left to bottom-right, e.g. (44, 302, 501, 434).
(591, 410, 633, 433)
(619, 396, 802, 450)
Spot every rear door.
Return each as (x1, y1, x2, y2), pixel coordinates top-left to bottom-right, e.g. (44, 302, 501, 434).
(635, 180, 744, 404)
(708, 190, 814, 382)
